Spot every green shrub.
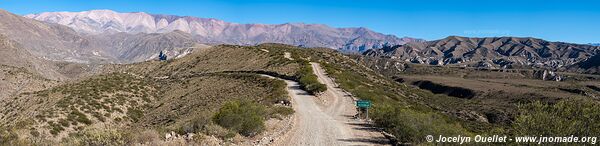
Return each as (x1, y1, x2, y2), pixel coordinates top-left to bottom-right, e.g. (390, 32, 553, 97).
(267, 79, 289, 103)
(58, 119, 70, 127)
(212, 100, 266, 137)
(296, 61, 327, 94)
(69, 110, 92, 125)
(224, 131, 237, 139)
(114, 117, 122, 122)
(50, 125, 64, 135)
(512, 98, 600, 136)
(372, 104, 470, 144)
(127, 108, 144, 122)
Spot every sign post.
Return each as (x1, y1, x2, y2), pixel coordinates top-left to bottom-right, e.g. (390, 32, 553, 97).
(356, 100, 371, 120)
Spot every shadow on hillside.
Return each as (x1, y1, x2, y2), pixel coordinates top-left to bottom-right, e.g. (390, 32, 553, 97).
(346, 123, 381, 132)
(289, 85, 311, 95)
(337, 137, 390, 145)
(339, 116, 391, 145)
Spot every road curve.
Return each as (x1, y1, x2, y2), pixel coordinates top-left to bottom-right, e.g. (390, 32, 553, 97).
(272, 63, 388, 146)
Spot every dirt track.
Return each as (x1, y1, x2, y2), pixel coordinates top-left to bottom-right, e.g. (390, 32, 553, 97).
(272, 63, 388, 146)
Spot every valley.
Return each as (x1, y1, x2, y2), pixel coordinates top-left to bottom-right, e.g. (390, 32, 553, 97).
(0, 5, 599, 146)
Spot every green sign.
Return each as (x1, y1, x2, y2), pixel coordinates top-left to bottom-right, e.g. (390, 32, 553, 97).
(356, 100, 371, 108)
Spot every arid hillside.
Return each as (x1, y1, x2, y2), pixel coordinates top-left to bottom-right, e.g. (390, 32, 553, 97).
(1, 44, 599, 145)
(0, 44, 308, 145)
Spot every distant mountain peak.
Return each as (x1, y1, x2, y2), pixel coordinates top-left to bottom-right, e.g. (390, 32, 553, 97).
(25, 9, 422, 52)
(364, 36, 600, 71)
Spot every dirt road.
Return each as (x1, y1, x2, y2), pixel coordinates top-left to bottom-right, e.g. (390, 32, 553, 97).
(272, 63, 388, 146)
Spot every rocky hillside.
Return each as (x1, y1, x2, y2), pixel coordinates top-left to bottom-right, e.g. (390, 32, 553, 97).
(0, 8, 206, 64)
(0, 9, 108, 63)
(0, 44, 304, 145)
(364, 36, 600, 71)
(0, 33, 104, 99)
(90, 31, 209, 63)
(568, 53, 600, 74)
(26, 9, 421, 52)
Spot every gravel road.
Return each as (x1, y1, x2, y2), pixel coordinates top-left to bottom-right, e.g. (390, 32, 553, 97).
(272, 63, 388, 146)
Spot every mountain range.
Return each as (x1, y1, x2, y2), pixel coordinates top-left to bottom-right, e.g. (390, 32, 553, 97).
(2, 8, 600, 75)
(25, 9, 421, 52)
(364, 36, 600, 73)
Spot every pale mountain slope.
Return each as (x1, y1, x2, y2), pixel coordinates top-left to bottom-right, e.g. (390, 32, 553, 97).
(0, 9, 203, 64)
(90, 31, 205, 63)
(0, 35, 67, 99)
(0, 9, 110, 63)
(26, 9, 421, 52)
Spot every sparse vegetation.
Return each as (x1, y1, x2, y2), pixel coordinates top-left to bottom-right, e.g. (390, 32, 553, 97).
(3, 42, 599, 145)
(372, 104, 471, 143)
(0, 126, 18, 145)
(0, 72, 159, 139)
(69, 110, 92, 125)
(512, 98, 600, 136)
(126, 108, 144, 122)
(61, 128, 130, 146)
(315, 51, 475, 144)
(132, 130, 162, 144)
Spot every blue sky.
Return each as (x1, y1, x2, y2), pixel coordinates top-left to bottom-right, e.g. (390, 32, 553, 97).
(1, 0, 598, 43)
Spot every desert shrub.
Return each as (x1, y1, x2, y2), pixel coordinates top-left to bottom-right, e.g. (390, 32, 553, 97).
(48, 121, 65, 135)
(512, 98, 600, 136)
(91, 112, 105, 122)
(372, 104, 471, 144)
(127, 108, 144, 122)
(114, 117, 122, 122)
(0, 127, 18, 145)
(69, 110, 92, 125)
(296, 61, 327, 94)
(58, 119, 70, 127)
(224, 131, 237, 139)
(267, 79, 289, 103)
(61, 128, 130, 146)
(29, 130, 40, 137)
(180, 115, 211, 134)
(212, 100, 266, 137)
